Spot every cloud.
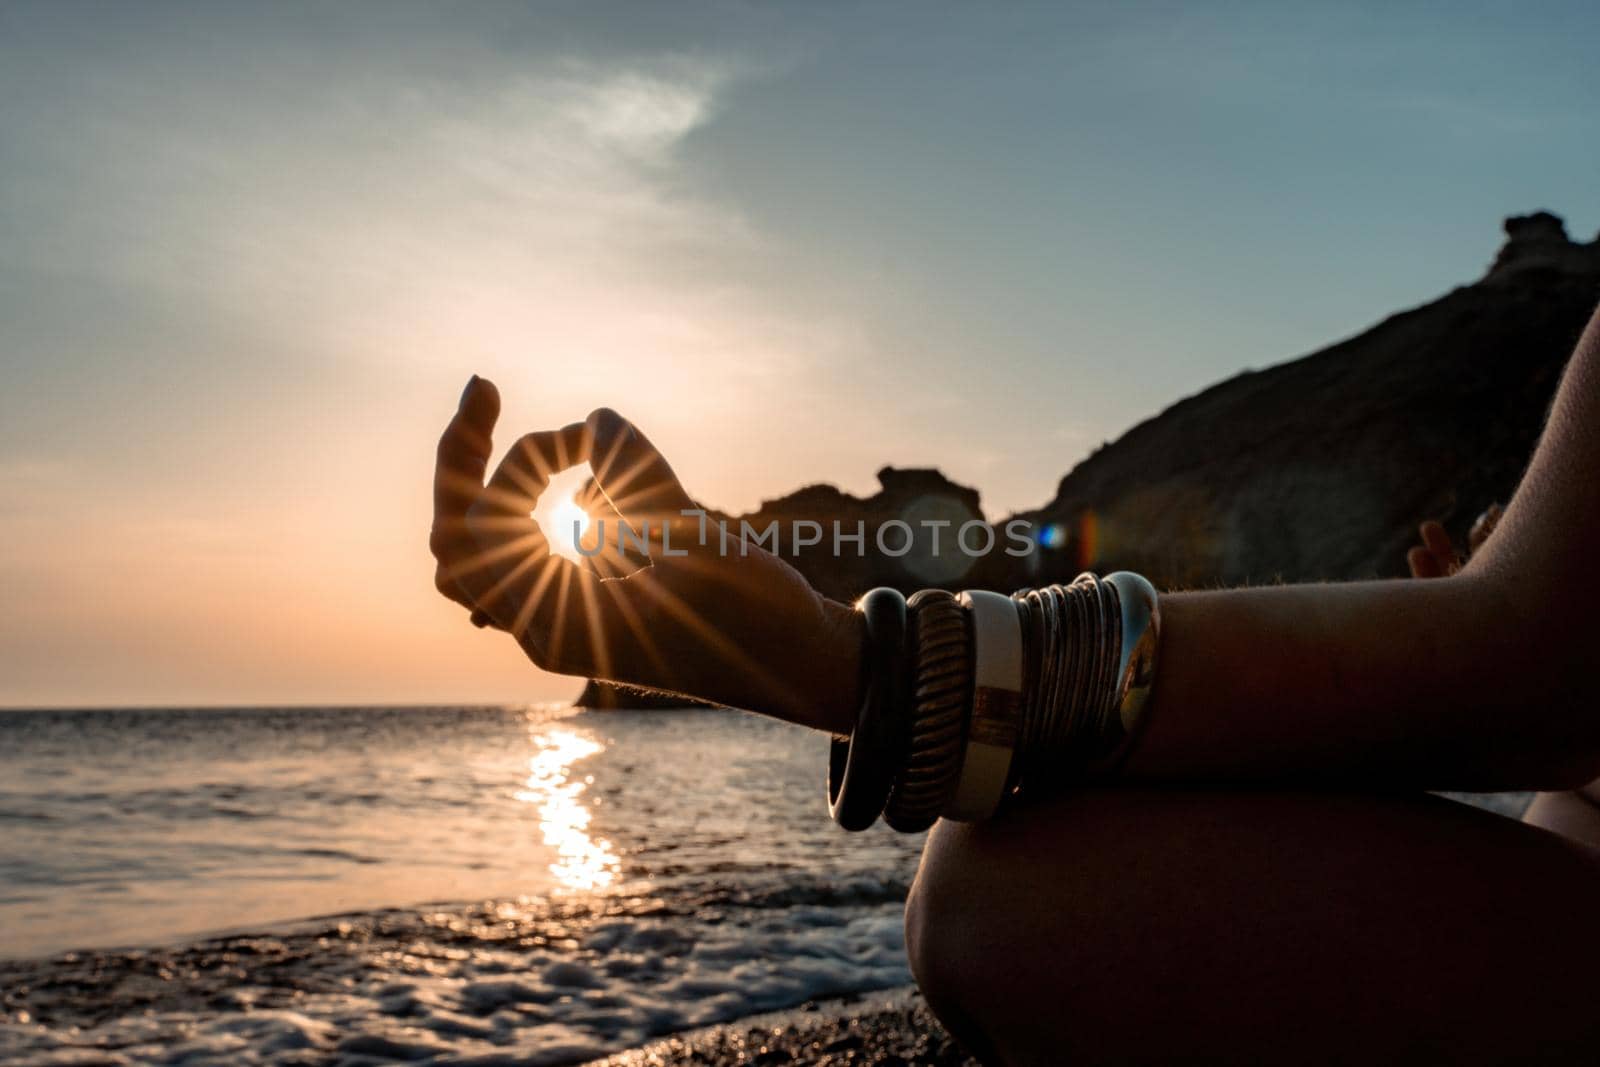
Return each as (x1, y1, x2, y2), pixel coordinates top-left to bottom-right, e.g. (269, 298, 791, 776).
(0, 34, 865, 461)
(572, 66, 725, 156)
(0, 20, 748, 310)
(0, 16, 893, 502)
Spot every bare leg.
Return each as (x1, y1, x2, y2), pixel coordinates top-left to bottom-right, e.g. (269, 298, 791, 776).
(907, 790, 1600, 1065)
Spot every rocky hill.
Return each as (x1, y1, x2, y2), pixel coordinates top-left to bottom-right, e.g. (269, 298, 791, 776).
(576, 212, 1600, 706)
(1003, 211, 1600, 588)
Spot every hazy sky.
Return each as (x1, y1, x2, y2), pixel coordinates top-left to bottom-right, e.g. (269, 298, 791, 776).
(2, 1, 1597, 707)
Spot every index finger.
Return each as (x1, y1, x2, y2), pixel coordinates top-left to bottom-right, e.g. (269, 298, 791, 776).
(586, 407, 696, 524)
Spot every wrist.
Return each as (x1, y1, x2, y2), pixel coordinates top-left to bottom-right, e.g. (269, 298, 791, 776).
(808, 597, 866, 735)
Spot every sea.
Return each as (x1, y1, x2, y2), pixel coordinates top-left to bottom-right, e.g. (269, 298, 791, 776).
(0, 706, 925, 1066)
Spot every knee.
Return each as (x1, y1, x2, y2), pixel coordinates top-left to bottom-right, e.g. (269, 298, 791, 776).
(902, 796, 1145, 1064)
(904, 819, 979, 1005)
(906, 810, 1076, 997)
(905, 816, 1040, 1063)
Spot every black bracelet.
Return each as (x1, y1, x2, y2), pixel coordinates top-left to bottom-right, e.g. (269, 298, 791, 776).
(827, 587, 910, 831)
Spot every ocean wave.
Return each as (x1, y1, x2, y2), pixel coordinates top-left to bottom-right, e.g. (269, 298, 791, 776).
(0, 707, 927, 1062)
(0, 877, 914, 1066)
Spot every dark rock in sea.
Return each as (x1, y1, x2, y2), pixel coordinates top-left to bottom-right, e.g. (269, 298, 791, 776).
(579, 213, 1600, 705)
(574, 680, 718, 710)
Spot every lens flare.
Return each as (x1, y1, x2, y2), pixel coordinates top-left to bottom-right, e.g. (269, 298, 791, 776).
(1075, 509, 1100, 571)
(1037, 522, 1067, 550)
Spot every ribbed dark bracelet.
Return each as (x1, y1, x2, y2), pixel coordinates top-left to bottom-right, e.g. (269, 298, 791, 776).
(883, 589, 972, 833)
(827, 587, 910, 832)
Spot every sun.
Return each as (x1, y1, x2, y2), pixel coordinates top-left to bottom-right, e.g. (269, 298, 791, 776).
(545, 493, 593, 562)
(529, 464, 598, 563)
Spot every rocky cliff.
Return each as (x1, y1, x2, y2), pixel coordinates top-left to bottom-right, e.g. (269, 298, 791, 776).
(1005, 211, 1600, 588)
(576, 213, 1600, 706)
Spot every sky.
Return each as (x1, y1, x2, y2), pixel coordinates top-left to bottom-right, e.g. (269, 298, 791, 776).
(2, 0, 1597, 707)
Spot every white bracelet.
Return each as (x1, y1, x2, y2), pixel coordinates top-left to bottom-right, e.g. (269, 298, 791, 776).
(943, 589, 1024, 822)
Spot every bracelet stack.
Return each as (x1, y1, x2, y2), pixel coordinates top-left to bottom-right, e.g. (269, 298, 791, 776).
(828, 572, 1161, 831)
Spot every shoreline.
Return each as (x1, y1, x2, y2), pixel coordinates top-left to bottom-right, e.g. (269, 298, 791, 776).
(586, 987, 977, 1067)
(1, 883, 919, 1065)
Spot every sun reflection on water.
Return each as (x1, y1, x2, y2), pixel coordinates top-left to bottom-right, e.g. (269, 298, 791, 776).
(514, 726, 619, 891)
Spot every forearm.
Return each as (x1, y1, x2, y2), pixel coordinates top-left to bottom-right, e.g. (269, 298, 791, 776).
(1123, 566, 1595, 792)
(753, 596, 864, 734)
(813, 537, 1592, 792)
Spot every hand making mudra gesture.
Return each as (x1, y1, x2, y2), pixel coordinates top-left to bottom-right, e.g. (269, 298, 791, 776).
(431, 386, 863, 733)
(432, 304, 1600, 1065)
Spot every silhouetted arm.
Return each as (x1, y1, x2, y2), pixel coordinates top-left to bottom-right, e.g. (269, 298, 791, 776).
(431, 308, 1600, 791)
